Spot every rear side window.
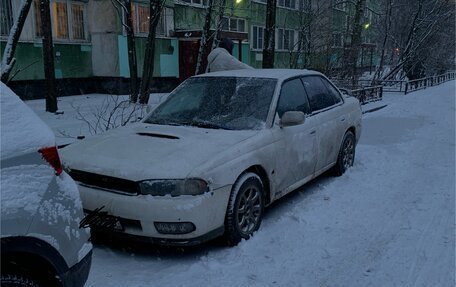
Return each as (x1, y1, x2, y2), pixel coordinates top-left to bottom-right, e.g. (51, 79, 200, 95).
(301, 76, 336, 112)
(320, 77, 342, 104)
(276, 78, 310, 117)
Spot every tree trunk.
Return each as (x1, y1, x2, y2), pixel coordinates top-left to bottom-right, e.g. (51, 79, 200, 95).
(346, 0, 366, 87)
(41, 0, 58, 113)
(0, 0, 33, 83)
(372, 0, 392, 83)
(124, 0, 139, 102)
(195, 0, 213, 75)
(262, 0, 277, 68)
(211, 0, 227, 50)
(138, 0, 165, 104)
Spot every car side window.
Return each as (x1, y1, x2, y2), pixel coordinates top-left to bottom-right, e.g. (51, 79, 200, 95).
(320, 77, 343, 104)
(301, 76, 336, 112)
(276, 78, 310, 117)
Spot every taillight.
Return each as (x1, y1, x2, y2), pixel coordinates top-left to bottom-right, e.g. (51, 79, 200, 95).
(39, 146, 63, 175)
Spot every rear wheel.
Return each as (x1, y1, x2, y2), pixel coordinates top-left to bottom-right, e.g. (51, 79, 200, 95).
(224, 173, 265, 246)
(333, 131, 356, 176)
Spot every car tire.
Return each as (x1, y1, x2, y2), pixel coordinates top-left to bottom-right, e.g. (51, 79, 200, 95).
(224, 172, 265, 246)
(333, 130, 356, 176)
(1, 274, 41, 287)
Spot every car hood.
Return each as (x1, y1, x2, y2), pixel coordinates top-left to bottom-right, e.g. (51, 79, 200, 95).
(60, 123, 259, 181)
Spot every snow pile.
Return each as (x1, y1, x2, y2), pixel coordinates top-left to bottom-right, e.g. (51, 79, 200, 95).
(0, 82, 55, 159)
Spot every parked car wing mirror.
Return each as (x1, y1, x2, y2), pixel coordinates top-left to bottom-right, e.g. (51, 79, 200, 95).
(280, 111, 305, 127)
(339, 88, 352, 97)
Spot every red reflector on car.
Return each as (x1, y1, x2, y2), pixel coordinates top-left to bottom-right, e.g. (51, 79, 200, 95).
(39, 146, 63, 175)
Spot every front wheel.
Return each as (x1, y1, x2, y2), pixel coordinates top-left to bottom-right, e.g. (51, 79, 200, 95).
(333, 131, 356, 176)
(224, 173, 265, 246)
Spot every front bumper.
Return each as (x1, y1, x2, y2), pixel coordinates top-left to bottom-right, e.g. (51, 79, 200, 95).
(78, 184, 232, 241)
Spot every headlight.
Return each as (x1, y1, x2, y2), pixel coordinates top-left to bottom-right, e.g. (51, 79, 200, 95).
(138, 179, 209, 197)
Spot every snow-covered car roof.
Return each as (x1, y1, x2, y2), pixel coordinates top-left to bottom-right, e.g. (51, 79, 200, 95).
(0, 82, 55, 159)
(196, 69, 322, 81)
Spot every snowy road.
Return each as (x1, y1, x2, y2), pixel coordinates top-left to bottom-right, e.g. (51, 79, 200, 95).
(31, 81, 456, 286)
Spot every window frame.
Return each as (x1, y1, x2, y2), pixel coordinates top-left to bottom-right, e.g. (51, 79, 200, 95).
(129, 4, 170, 38)
(0, 0, 14, 37)
(276, 28, 296, 51)
(174, 0, 208, 9)
(300, 75, 344, 114)
(331, 33, 343, 48)
(275, 77, 311, 119)
(34, 0, 88, 42)
(251, 25, 265, 51)
(221, 17, 246, 33)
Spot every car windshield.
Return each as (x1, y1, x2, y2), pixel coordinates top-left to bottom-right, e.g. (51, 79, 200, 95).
(144, 77, 277, 130)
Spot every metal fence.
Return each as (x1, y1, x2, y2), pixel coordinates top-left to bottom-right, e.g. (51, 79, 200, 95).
(405, 72, 456, 94)
(332, 71, 455, 105)
(350, 85, 383, 105)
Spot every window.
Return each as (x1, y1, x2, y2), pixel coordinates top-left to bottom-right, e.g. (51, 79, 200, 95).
(277, 78, 310, 117)
(333, 0, 347, 12)
(277, 28, 294, 51)
(34, 0, 43, 37)
(177, 0, 208, 7)
(332, 33, 343, 47)
(278, 0, 296, 9)
(131, 4, 169, 37)
(1, 0, 13, 36)
(320, 77, 342, 104)
(71, 3, 85, 40)
(301, 76, 336, 111)
(221, 17, 245, 32)
(48, 0, 86, 41)
(252, 26, 264, 50)
(52, 2, 69, 39)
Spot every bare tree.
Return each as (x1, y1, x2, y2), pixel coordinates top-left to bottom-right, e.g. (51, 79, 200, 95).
(0, 0, 33, 83)
(195, 0, 214, 75)
(344, 0, 366, 86)
(371, 0, 393, 83)
(211, 0, 227, 49)
(263, 0, 277, 68)
(138, 0, 166, 104)
(382, 0, 453, 80)
(111, 0, 139, 102)
(40, 0, 58, 112)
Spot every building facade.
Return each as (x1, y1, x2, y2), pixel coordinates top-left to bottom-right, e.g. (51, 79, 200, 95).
(0, 0, 379, 96)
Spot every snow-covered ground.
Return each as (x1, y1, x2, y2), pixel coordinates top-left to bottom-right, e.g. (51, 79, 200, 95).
(27, 81, 455, 287)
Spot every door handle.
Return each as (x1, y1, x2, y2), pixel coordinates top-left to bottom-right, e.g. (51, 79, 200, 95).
(310, 130, 316, 135)
(340, 117, 346, 122)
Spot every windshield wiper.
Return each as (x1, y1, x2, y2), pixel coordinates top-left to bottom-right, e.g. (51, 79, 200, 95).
(145, 118, 184, 126)
(185, 120, 232, 130)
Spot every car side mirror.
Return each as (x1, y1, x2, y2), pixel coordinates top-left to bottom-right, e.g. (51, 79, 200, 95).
(339, 88, 352, 97)
(280, 111, 305, 127)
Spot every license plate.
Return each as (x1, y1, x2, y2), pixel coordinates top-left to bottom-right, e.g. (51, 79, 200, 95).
(80, 206, 124, 231)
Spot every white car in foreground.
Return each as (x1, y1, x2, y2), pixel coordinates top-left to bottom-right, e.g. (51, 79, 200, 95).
(61, 69, 362, 246)
(1, 83, 92, 286)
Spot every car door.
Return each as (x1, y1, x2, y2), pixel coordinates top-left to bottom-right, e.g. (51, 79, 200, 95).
(301, 76, 345, 173)
(270, 78, 318, 198)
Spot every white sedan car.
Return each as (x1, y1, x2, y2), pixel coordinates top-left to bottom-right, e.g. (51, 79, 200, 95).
(61, 69, 362, 246)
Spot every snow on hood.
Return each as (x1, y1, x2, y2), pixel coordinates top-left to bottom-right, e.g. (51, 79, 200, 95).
(60, 123, 258, 181)
(1, 82, 55, 159)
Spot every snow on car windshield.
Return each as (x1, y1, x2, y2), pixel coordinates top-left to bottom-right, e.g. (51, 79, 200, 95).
(144, 77, 277, 130)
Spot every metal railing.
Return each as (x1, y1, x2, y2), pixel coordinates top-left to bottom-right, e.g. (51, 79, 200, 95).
(351, 85, 383, 105)
(405, 72, 456, 94)
(331, 78, 406, 93)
